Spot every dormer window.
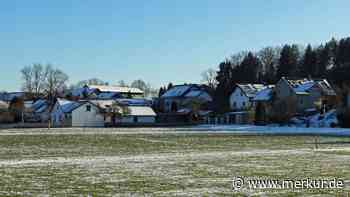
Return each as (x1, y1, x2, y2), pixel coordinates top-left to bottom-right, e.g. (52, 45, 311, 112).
(86, 105, 91, 112)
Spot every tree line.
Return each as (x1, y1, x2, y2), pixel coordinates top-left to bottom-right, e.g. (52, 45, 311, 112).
(206, 37, 350, 113)
(19, 64, 158, 101)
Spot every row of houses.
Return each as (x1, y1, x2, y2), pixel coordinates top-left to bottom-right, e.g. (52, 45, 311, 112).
(226, 77, 338, 125)
(0, 77, 346, 127)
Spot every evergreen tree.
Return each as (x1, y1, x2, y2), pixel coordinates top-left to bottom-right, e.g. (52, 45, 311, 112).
(300, 44, 317, 77)
(167, 83, 173, 91)
(277, 44, 300, 79)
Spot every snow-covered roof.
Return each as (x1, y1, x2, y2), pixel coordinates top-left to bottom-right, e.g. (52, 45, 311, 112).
(116, 98, 152, 106)
(97, 92, 121, 100)
(88, 100, 115, 109)
(32, 99, 49, 113)
(0, 92, 26, 102)
(315, 79, 336, 96)
(285, 78, 336, 96)
(237, 84, 266, 98)
(253, 86, 275, 101)
(57, 99, 81, 113)
(161, 85, 213, 102)
(290, 80, 315, 94)
(127, 106, 156, 116)
(89, 85, 143, 94)
(71, 87, 97, 97)
(161, 85, 191, 97)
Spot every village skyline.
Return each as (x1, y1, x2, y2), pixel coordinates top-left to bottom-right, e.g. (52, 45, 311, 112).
(1, 0, 350, 91)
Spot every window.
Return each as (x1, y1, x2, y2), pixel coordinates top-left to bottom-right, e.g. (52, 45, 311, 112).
(86, 105, 91, 112)
(233, 102, 237, 108)
(133, 116, 138, 123)
(243, 102, 246, 107)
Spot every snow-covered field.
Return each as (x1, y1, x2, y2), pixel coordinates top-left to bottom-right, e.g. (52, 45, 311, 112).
(0, 127, 349, 196)
(1, 124, 350, 136)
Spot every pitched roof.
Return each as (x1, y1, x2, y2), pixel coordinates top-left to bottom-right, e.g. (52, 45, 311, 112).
(236, 84, 266, 98)
(315, 79, 336, 96)
(253, 86, 275, 101)
(161, 85, 192, 97)
(57, 99, 82, 113)
(127, 106, 156, 116)
(161, 84, 212, 102)
(88, 100, 115, 110)
(89, 85, 143, 94)
(116, 98, 152, 106)
(286, 79, 315, 94)
(283, 78, 336, 96)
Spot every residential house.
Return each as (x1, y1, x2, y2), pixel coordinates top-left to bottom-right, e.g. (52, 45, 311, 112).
(159, 84, 213, 123)
(274, 77, 336, 116)
(226, 84, 266, 124)
(51, 99, 81, 127)
(271, 77, 336, 123)
(160, 84, 212, 112)
(229, 84, 266, 112)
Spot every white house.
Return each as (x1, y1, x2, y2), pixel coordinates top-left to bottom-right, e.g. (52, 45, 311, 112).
(72, 101, 105, 127)
(71, 99, 157, 127)
(229, 84, 265, 111)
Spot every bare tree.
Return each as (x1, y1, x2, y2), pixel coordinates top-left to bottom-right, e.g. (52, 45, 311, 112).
(21, 64, 48, 96)
(201, 68, 218, 89)
(21, 64, 69, 99)
(44, 65, 69, 100)
(117, 80, 128, 87)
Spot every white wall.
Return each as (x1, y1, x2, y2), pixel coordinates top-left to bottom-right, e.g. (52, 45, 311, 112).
(229, 88, 250, 111)
(121, 116, 156, 123)
(72, 103, 104, 127)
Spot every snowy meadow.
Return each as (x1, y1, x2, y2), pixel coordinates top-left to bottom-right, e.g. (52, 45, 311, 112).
(0, 127, 349, 196)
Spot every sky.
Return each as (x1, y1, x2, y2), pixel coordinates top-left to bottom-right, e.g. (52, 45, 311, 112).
(1, 0, 349, 91)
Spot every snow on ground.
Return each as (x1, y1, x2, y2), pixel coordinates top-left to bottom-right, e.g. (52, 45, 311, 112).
(1, 124, 350, 136)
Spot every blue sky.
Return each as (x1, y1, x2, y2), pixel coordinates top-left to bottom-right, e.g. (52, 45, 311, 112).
(1, 0, 349, 91)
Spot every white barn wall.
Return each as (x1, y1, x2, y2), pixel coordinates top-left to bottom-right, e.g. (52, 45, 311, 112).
(72, 103, 104, 127)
